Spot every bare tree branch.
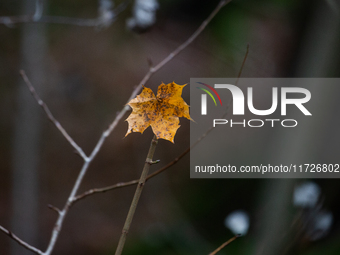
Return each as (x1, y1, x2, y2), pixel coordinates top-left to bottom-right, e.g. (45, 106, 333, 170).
(73, 132, 213, 203)
(73, 113, 220, 203)
(47, 204, 61, 215)
(73, 147, 189, 203)
(236, 43, 249, 84)
(47, 1, 230, 252)
(1, 1, 231, 254)
(0, 1, 129, 27)
(0, 226, 43, 255)
(73, 37, 250, 205)
(89, 0, 232, 165)
(20, 70, 88, 161)
(209, 235, 239, 255)
(43, 160, 91, 255)
(115, 135, 159, 255)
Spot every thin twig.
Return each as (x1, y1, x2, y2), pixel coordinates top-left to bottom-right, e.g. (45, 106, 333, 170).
(71, 0, 233, 202)
(47, 204, 61, 215)
(20, 70, 88, 161)
(209, 235, 239, 255)
(236, 43, 249, 85)
(0, 1, 128, 27)
(2, 1, 230, 254)
(44, 160, 91, 255)
(73, 39, 251, 205)
(151, 0, 232, 73)
(73, 129, 211, 204)
(73, 114, 219, 203)
(0, 15, 100, 27)
(93, 0, 232, 156)
(71, 0, 231, 198)
(72, 147, 189, 203)
(0, 226, 43, 255)
(115, 135, 158, 255)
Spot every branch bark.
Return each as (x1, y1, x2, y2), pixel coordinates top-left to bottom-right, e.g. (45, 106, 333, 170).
(20, 71, 88, 161)
(209, 235, 239, 255)
(115, 135, 158, 255)
(0, 1, 231, 254)
(0, 226, 43, 255)
(73, 35, 249, 205)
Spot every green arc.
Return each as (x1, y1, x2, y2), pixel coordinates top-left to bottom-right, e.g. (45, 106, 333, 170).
(197, 87, 217, 106)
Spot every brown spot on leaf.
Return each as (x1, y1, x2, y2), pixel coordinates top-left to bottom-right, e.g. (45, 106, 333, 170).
(125, 82, 190, 142)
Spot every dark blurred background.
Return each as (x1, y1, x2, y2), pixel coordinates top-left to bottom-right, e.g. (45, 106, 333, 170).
(1, 0, 340, 254)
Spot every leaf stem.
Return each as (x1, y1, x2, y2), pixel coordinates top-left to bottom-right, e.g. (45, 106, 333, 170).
(115, 135, 158, 255)
(209, 235, 239, 255)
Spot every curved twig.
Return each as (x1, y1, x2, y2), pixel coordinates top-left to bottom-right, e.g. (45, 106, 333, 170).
(209, 235, 239, 255)
(0, 226, 43, 255)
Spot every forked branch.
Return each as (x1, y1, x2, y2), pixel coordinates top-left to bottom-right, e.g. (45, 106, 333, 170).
(0, 1, 231, 254)
(90, 0, 232, 163)
(74, 38, 250, 205)
(20, 70, 88, 161)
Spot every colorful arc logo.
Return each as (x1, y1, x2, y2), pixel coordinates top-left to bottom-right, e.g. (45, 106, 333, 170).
(196, 82, 223, 106)
(196, 82, 222, 115)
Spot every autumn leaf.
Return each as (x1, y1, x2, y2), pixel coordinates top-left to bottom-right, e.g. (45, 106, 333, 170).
(125, 82, 190, 143)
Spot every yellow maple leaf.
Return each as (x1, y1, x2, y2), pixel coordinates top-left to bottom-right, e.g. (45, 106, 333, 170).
(125, 82, 190, 143)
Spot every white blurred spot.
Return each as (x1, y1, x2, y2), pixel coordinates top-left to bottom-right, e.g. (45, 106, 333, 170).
(224, 210, 249, 236)
(307, 211, 333, 241)
(127, 0, 159, 31)
(98, 0, 115, 27)
(293, 182, 321, 208)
